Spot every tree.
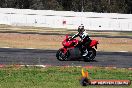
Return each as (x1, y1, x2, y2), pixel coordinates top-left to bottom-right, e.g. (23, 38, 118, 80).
(41, 0, 63, 10)
(57, 0, 73, 11)
(29, 0, 63, 10)
(0, 0, 131, 13)
(0, 0, 17, 8)
(0, 0, 5, 7)
(16, 0, 30, 9)
(70, 0, 81, 11)
(29, 0, 44, 10)
(107, 0, 128, 13)
(126, 0, 132, 13)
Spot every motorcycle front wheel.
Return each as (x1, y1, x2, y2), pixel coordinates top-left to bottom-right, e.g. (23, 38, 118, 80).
(83, 48, 96, 62)
(56, 49, 70, 61)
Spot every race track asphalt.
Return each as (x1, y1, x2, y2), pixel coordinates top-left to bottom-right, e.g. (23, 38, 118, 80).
(0, 48, 131, 68)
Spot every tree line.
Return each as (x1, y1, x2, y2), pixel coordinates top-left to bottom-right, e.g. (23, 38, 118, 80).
(0, 0, 132, 14)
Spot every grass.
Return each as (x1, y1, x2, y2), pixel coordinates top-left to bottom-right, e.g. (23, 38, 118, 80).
(0, 66, 131, 88)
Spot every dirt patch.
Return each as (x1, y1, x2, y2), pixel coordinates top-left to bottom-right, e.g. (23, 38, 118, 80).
(0, 33, 132, 52)
(0, 33, 62, 49)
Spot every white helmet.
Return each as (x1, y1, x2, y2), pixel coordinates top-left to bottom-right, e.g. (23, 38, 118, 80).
(78, 24, 85, 33)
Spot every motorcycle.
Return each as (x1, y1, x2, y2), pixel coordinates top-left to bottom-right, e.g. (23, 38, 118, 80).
(56, 35, 99, 62)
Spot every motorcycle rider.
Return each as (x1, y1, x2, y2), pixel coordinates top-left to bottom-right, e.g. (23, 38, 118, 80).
(70, 24, 91, 56)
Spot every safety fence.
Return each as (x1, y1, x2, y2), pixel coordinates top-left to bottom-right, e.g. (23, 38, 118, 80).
(0, 8, 132, 31)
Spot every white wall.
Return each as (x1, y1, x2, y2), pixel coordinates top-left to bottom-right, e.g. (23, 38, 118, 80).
(0, 8, 132, 31)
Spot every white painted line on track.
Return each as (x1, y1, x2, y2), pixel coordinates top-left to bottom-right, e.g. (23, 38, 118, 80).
(22, 65, 47, 67)
(1, 47, 37, 50)
(0, 64, 131, 70)
(2, 47, 11, 48)
(26, 48, 37, 49)
(118, 51, 129, 52)
(97, 50, 129, 53)
(96, 50, 100, 51)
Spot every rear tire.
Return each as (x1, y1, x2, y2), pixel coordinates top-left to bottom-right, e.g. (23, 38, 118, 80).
(83, 48, 96, 62)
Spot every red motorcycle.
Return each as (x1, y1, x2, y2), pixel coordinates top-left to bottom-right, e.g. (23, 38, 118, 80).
(56, 35, 99, 62)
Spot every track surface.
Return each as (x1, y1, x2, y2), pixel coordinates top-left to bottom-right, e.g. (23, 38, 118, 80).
(0, 48, 132, 68)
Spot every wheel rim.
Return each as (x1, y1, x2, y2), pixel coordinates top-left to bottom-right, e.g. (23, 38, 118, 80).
(88, 49, 96, 60)
(58, 51, 68, 60)
(82, 48, 96, 62)
(58, 51, 64, 60)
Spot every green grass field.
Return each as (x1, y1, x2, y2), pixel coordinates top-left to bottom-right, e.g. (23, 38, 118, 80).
(0, 66, 131, 88)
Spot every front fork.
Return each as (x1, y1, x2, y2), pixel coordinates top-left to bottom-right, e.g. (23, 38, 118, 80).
(61, 47, 68, 54)
(60, 47, 70, 60)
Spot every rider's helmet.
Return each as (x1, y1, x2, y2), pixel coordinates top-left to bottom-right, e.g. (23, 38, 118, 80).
(78, 24, 85, 33)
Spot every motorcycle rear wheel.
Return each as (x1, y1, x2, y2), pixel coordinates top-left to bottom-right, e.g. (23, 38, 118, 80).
(83, 48, 96, 62)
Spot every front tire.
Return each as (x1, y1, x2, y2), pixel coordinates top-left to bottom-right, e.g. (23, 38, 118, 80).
(56, 49, 70, 61)
(83, 48, 96, 62)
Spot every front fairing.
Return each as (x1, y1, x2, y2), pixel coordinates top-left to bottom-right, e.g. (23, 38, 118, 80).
(62, 39, 78, 48)
(62, 40, 72, 47)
